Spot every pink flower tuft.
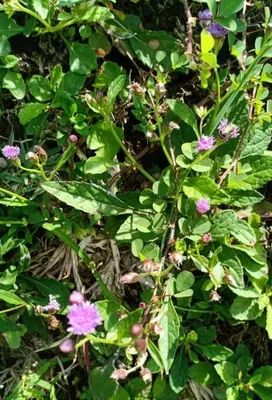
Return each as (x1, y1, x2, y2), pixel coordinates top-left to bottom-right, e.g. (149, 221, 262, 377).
(196, 198, 210, 214)
(196, 135, 215, 152)
(2, 145, 20, 160)
(67, 301, 102, 335)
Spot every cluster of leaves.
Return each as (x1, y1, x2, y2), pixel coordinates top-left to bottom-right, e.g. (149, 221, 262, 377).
(0, 0, 272, 399)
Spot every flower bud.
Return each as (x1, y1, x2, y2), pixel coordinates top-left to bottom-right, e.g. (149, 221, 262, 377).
(59, 339, 75, 353)
(168, 121, 180, 131)
(169, 251, 186, 266)
(34, 146, 47, 163)
(201, 233, 211, 244)
(210, 290, 221, 302)
(139, 302, 146, 309)
(131, 323, 143, 336)
(135, 338, 147, 353)
(69, 291, 84, 305)
(26, 151, 39, 165)
(223, 274, 236, 286)
(142, 259, 154, 272)
(111, 368, 128, 380)
(69, 134, 78, 143)
(140, 368, 152, 383)
(128, 81, 145, 96)
(155, 82, 167, 97)
(120, 273, 139, 284)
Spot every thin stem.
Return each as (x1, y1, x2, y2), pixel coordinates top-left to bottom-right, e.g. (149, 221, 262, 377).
(175, 306, 212, 314)
(13, 3, 51, 28)
(0, 304, 26, 315)
(38, 165, 49, 181)
(0, 187, 28, 202)
(48, 144, 75, 181)
(105, 118, 155, 183)
(19, 166, 42, 175)
(154, 98, 173, 166)
(211, 69, 221, 125)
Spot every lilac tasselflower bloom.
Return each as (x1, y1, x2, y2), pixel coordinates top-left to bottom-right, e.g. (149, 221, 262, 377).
(198, 9, 213, 21)
(196, 135, 215, 152)
(2, 145, 20, 160)
(207, 23, 229, 38)
(218, 119, 239, 139)
(67, 301, 103, 335)
(196, 198, 211, 214)
(42, 295, 61, 313)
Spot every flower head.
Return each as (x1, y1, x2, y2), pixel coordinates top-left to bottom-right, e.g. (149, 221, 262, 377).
(128, 81, 145, 96)
(196, 198, 210, 214)
(201, 233, 212, 244)
(69, 291, 84, 305)
(67, 301, 102, 335)
(169, 251, 186, 266)
(218, 119, 239, 139)
(59, 339, 75, 353)
(140, 368, 152, 383)
(207, 23, 229, 38)
(196, 135, 215, 152)
(198, 9, 213, 21)
(26, 151, 39, 165)
(210, 290, 221, 302)
(42, 295, 60, 313)
(69, 134, 78, 143)
(2, 145, 20, 160)
(34, 145, 47, 163)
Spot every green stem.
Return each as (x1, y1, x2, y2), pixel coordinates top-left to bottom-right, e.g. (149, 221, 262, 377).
(105, 118, 155, 183)
(12, 3, 51, 28)
(48, 144, 75, 181)
(19, 166, 42, 175)
(38, 165, 49, 181)
(0, 187, 28, 202)
(175, 306, 212, 314)
(154, 98, 173, 165)
(0, 304, 26, 314)
(77, 335, 128, 349)
(212, 69, 221, 120)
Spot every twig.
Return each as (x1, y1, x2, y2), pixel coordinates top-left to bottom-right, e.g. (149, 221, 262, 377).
(183, 0, 193, 56)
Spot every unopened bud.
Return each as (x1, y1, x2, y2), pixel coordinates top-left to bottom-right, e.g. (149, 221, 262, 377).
(131, 323, 143, 336)
(142, 259, 154, 272)
(169, 251, 186, 266)
(69, 291, 84, 305)
(135, 338, 147, 353)
(59, 339, 75, 353)
(155, 82, 167, 97)
(140, 368, 152, 383)
(120, 273, 139, 284)
(128, 81, 145, 96)
(150, 323, 162, 335)
(201, 233, 212, 244)
(139, 302, 146, 309)
(111, 368, 128, 380)
(26, 151, 39, 165)
(223, 274, 236, 286)
(69, 134, 78, 143)
(34, 146, 47, 163)
(168, 121, 180, 131)
(210, 290, 221, 302)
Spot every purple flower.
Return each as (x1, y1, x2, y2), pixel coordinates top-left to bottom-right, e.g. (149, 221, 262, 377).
(207, 23, 229, 38)
(59, 339, 75, 353)
(2, 145, 20, 160)
(67, 301, 102, 335)
(196, 198, 210, 214)
(196, 135, 215, 152)
(198, 9, 213, 21)
(218, 119, 239, 139)
(42, 295, 61, 313)
(69, 134, 78, 143)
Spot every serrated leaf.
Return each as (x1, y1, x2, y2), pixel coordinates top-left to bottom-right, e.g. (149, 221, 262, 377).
(167, 99, 198, 136)
(41, 181, 132, 216)
(66, 41, 97, 75)
(32, 0, 49, 19)
(19, 103, 47, 125)
(183, 176, 229, 204)
(169, 348, 188, 393)
(81, 6, 113, 22)
(3, 71, 26, 99)
(240, 123, 272, 159)
(215, 362, 238, 385)
(226, 189, 264, 207)
(158, 299, 180, 372)
(230, 155, 272, 190)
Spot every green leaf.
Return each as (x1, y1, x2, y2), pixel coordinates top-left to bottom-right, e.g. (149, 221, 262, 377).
(152, 376, 179, 400)
(81, 6, 112, 22)
(158, 299, 180, 372)
(94, 61, 123, 89)
(0, 15, 23, 38)
(90, 367, 118, 400)
(0, 35, 10, 56)
(108, 75, 126, 105)
(226, 189, 264, 207)
(230, 297, 261, 320)
(201, 30, 214, 54)
(216, 17, 237, 31)
(84, 157, 120, 174)
(253, 366, 272, 387)
(41, 181, 131, 216)
(0, 290, 25, 305)
(220, 0, 243, 16)
(215, 361, 238, 385)
(19, 103, 47, 125)
(32, 0, 50, 19)
(190, 215, 211, 234)
(183, 176, 229, 204)
(239, 123, 272, 159)
(28, 75, 53, 102)
(230, 155, 272, 190)
(189, 362, 217, 385)
(169, 348, 188, 393)
(253, 385, 272, 400)
(3, 71, 26, 99)
(109, 387, 130, 400)
(59, 72, 85, 96)
(167, 99, 198, 136)
(230, 219, 256, 246)
(266, 304, 272, 340)
(147, 339, 164, 370)
(66, 41, 97, 75)
(117, 308, 143, 342)
(196, 344, 233, 362)
(176, 271, 195, 292)
(202, 53, 217, 68)
(87, 121, 123, 159)
(0, 316, 20, 332)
